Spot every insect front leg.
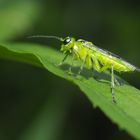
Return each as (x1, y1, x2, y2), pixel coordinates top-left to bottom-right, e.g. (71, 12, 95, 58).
(111, 65, 116, 103)
(58, 53, 69, 66)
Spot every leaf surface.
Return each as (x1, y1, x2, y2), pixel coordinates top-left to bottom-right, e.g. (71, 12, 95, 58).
(0, 43, 140, 139)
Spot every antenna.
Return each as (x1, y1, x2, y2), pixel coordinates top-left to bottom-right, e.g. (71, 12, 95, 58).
(27, 35, 64, 41)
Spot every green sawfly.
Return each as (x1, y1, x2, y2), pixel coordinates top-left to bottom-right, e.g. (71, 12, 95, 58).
(29, 35, 140, 103)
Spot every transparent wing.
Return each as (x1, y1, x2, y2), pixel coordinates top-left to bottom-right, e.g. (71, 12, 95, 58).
(83, 42, 120, 58)
(83, 42, 138, 70)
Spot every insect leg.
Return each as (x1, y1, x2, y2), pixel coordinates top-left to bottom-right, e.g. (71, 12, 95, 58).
(58, 53, 69, 66)
(91, 55, 101, 72)
(99, 65, 110, 72)
(90, 56, 102, 80)
(69, 57, 74, 73)
(78, 56, 87, 75)
(111, 65, 116, 103)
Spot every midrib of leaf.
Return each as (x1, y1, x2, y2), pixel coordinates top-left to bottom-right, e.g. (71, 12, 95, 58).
(0, 43, 140, 140)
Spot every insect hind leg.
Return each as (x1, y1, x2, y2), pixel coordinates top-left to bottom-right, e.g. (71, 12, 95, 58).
(111, 65, 116, 103)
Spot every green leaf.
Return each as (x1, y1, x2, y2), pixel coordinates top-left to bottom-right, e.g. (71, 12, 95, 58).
(0, 43, 140, 139)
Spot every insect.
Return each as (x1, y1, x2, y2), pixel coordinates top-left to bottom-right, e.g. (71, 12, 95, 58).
(29, 35, 140, 103)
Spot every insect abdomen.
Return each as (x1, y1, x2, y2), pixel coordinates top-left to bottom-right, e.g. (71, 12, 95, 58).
(113, 62, 133, 72)
(98, 54, 135, 72)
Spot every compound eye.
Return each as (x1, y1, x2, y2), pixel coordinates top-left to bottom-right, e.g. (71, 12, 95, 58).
(63, 37, 71, 45)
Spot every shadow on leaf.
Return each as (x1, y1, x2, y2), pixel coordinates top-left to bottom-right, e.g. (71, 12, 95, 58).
(59, 64, 127, 86)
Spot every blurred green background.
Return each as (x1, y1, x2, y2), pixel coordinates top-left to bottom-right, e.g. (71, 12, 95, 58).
(0, 0, 140, 140)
